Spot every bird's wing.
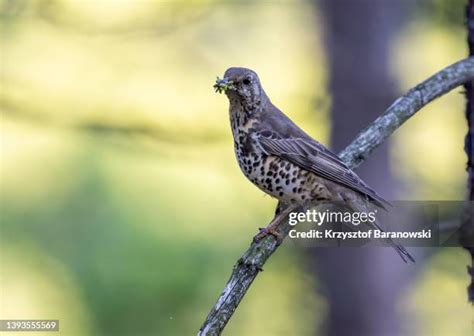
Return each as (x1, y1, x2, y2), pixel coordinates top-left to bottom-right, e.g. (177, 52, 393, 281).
(253, 129, 389, 208)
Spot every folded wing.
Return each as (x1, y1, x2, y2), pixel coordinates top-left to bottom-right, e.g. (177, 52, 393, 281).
(253, 129, 389, 208)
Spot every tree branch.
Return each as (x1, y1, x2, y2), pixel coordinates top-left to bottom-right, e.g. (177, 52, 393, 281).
(198, 57, 474, 335)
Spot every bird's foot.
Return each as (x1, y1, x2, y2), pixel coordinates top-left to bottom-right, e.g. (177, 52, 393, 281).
(253, 226, 283, 245)
(253, 203, 299, 245)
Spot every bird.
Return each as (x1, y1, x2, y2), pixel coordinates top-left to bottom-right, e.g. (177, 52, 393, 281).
(214, 67, 414, 263)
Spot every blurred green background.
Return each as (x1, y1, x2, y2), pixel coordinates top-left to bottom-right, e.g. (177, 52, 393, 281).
(0, 1, 472, 335)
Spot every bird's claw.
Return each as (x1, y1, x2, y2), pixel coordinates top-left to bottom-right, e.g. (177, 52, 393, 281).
(253, 227, 283, 245)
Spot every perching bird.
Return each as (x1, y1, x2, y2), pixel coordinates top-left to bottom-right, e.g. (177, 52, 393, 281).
(214, 67, 414, 263)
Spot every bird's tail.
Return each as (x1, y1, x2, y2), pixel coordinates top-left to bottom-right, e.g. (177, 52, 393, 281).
(345, 199, 415, 263)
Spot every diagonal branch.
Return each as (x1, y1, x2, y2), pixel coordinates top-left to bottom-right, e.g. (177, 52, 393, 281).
(198, 57, 474, 336)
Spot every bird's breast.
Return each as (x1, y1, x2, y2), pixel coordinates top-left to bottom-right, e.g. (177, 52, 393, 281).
(233, 130, 263, 177)
(233, 132, 330, 204)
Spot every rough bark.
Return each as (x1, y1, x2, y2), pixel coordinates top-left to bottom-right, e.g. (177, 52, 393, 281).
(198, 57, 474, 336)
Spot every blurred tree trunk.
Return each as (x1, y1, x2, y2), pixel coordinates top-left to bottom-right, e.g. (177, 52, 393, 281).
(466, 0, 474, 201)
(461, 0, 474, 303)
(311, 1, 414, 335)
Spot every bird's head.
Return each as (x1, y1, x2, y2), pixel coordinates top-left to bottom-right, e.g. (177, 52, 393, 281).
(214, 67, 266, 108)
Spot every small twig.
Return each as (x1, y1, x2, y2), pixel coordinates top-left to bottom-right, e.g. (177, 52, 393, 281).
(198, 57, 474, 335)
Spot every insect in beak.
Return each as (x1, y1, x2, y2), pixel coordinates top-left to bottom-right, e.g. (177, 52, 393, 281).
(214, 77, 236, 93)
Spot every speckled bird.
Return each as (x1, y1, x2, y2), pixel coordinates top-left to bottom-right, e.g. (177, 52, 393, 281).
(214, 67, 414, 262)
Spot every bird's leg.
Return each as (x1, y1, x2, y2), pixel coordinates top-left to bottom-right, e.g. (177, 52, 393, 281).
(253, 203, 298, 245)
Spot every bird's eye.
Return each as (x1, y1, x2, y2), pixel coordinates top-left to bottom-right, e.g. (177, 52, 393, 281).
(242, 78, 251, 85)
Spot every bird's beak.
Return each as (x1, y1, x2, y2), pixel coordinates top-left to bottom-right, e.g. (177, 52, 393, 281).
(214, 77, 235, 94)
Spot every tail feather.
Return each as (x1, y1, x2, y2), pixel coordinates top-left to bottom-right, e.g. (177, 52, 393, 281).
(370, 221, 415, 263)
(346, 200, 415, 263)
